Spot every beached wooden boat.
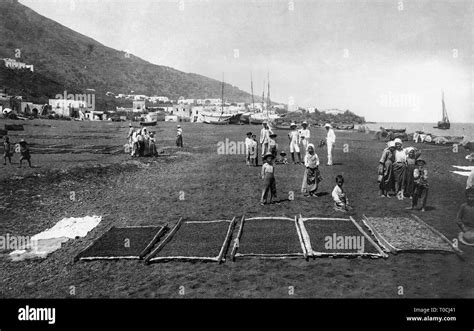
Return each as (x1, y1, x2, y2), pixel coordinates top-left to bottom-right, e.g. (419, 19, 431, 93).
(140, 121, 157, 126)
(4, 124, 24, 131)
(434, 92, 450, 130)
(335, 123, 354, 130)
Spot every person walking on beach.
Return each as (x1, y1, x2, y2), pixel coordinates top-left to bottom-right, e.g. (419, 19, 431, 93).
(392, 138, 406, 198)
(261, 152, 278, 205)
(176, 125, 183, 148)
(325, 123, 336, 165)
(18, 139, 32, 168)
(299, 121, 310, 156)
(259, 122, 272, 157)
(3, 136, 12, 165)
(288, 123, 302, 164)
(245, 132, 253, 166)
(406, 158, 429, 211)
(301, 143, 321, 197)
(378, 141, 395, 197)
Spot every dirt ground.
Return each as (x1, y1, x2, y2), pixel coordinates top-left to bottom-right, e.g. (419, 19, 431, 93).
(0, 118, 472, 298)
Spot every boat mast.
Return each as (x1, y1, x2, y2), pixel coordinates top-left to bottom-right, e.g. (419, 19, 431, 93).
(250, 71, 255, 123)
(442, 90, 449, 123)
(262, 80, 265, 114)
(267, 71, 270, 119)
(219, 73, 224, 121)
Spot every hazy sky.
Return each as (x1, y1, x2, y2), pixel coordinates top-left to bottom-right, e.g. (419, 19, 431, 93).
(20, 0, 473, 122)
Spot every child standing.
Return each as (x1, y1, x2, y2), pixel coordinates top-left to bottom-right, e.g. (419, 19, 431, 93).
(176, 125, 183, 148)
(332, 175, 351, 212)
(251, 134, 259, 166)
(301, 143, 321, 197)
(245, 132, 253, 166)
(19, 139, 32, 168)
(406, 158, 428, 211)
(3, 136, 12, 165)
(261, 153, 278, 205)
(268, 133, 278, 159)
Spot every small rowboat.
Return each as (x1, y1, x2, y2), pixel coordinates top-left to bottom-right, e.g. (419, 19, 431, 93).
(140, 121, 157, 126)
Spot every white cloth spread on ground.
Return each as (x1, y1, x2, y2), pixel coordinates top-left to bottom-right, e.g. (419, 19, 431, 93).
(9, 215, 101, 261)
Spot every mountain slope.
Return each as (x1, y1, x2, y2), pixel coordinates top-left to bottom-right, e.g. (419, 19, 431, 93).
(0, 0, 255, 106)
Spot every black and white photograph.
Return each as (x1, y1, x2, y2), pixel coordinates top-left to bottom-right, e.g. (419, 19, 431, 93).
(0, 0, 473, 328)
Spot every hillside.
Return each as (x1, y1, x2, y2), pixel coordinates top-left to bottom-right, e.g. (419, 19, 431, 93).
(0, 0, 255, 107)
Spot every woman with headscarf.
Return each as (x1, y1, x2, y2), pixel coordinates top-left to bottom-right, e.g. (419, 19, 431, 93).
(378, 140, 395, 197)
(392, 138, 406, 197)
(301, 143, 321, 197)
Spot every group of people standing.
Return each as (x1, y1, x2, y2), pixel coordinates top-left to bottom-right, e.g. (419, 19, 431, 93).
(378, 138, 429, 211)
(247, 121, 348, 211)
(251, 121, 337, 166)
(3, 136, 32, 168)
(127, 124, 158, 157)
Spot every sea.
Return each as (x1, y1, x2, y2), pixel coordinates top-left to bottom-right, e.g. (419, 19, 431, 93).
(359, 122, 474, 140)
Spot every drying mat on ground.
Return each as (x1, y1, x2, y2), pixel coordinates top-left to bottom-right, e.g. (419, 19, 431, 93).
(230, 216, 307, 260)
(145, 217, 236, 263)
(362, 215, 462, 254)
(298, 216, 387, 258)
(75, 225, 167, 261)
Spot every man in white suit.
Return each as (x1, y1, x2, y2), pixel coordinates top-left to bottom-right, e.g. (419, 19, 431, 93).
(325, 123, 336, 165)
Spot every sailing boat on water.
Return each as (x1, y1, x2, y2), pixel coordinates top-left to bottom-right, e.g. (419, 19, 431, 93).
(434, 91, 450, 130)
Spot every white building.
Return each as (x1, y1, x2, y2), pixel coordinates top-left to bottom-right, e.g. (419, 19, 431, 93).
(49, 99, 87, 117)
(322, 108, 345, 115)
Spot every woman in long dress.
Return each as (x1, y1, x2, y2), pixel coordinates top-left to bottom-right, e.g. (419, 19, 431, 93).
(301, 143, 321, 197)
(392, 138, 406, 197)
(378, 140, 395, 197)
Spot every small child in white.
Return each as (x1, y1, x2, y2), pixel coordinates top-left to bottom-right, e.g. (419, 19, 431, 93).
(261, 153, 278, 205)
(332, 175, 351, 212)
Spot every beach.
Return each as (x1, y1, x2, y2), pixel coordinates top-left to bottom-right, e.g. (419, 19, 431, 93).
(0, 119, 473, 298)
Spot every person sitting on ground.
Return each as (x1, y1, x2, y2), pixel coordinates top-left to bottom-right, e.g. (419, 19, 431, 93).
(245, 132, 253, 166)
(275, 151, 288, 165)
(261, 152, 278, 205)
(268, 133, 278, 159)
(19, 139, 32, 168)
(406, 158, 429, 211)
(3, 136, 12, 165)
(456, 188, 474, 246)
(332, 175, 351, 212)
(301, 143, 321, 197)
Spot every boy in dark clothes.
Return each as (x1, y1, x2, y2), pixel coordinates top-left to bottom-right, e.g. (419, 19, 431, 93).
(3, 136, 12, 165)
(19, 139, 32, 168)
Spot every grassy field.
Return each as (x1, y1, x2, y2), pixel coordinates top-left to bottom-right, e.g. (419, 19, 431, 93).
(0, 118, 473, 298)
